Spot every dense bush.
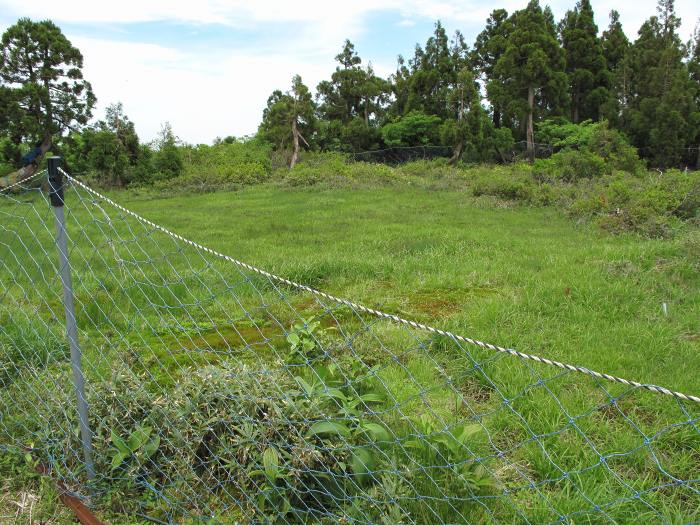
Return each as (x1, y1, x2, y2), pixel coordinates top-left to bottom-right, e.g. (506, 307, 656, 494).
(470, 166, 537, 201)
(380, 111, 442, 147)
(533, 149, 609, 181)
(284, 152, 396, 187)
(3, 317, 494, 523)
(153, 139, 272, 191)
(533, 120, 644, 181)
(590, 170, 700, 237)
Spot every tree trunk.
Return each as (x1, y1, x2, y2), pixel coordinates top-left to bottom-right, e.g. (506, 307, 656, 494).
(290, 118, 300, 169)
(0, 137, 52, 190)
(448, 140, 464, 165)
(527, 86, 535, 163)
(364, 97, 369, 128)
(493, 107, 501, 128)
(572, 89, 580, 124)
(494, 144, 508, 164)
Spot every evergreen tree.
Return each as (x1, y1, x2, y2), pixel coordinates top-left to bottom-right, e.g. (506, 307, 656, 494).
(260, 75, 316, 167)
(0, 18, 95, 151)
(317, 40, 365, 123)
(316, 41, 388, 151)
(625, 0, 697, 166)
(559, 0, 609, 122)
(472, 9, 511, 127)
(440, 68, 494, 163)
(493, 0, 567, 161)
(686, 22, 700, 166)
(64, 103, 142, 186)
(395, 22, 472, 120)
(600, 10, 631, 125)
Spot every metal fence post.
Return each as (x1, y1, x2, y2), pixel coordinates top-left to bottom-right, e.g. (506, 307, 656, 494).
(48, 157, 96, 482)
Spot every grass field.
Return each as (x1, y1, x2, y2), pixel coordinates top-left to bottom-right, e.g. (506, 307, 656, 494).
(118, 184, 700, 391)
(1, 181, 699, 523)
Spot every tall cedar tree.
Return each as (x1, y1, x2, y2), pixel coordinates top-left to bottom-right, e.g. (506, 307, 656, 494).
(687, 23, 700, 166)
(395, 22, 471, 120)
(0, 18, 95, 172)
(472, 9, 511, 128)
(600, 11, 631, 126)
(316, 41, 388, 151)
(440, 68, 490, 163)
(559, 0, 609, 123)
(260, 75, 315, 168)
(625, 0, 698, 166)
(494, 0, 567, 161)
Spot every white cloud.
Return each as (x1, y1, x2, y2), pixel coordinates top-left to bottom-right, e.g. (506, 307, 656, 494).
(2, 0, 698, 144)
(72, 36, 338, 144)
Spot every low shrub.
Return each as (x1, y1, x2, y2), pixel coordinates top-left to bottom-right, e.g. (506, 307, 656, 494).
(27, 357, 394, 521)
(284, 152, 396, 187)
(533, 149, 609, 181)
(563, 170, 699, 237)
(153, 140, 273, 192)
(471, 168, 536, 201)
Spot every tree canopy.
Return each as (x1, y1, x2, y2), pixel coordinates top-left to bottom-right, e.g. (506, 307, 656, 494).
(0, 18, 95, 145)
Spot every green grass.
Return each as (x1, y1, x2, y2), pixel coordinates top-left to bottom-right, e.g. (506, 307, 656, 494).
(120, 184, 699, 393)
(1, 181, 699, 523)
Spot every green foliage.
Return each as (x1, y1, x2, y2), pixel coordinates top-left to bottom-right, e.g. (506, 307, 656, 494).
(621, 2, 700, 167)
(381, 111, 442, 146)
(492, 0, 568, 156)
(535, 119, 643, 177)
(259, 75, 316, 167)
(472, 9, 511, 128)
(152, 122, 183, 180)
(284, 152, 395, 187)
(591, 170, 700, 236)
(315, 40, 389, 152)
(285, 317, 327, 365)
(394, 22, 472, 121)
(403, 414, 496, 494)
(471, 167, 536, 200)
(64, 358, 398, 522)
(559, 0, 609, 123)
(109, 426, 160, 473)
(174, 139, 272, 190)
(533, 149, 608, 181)
(0, 18, 95, 142)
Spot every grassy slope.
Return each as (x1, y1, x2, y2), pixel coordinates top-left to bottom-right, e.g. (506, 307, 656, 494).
(123, 184, 699, 395)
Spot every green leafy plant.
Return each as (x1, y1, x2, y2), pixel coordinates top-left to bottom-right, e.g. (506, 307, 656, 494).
(404, 414, 496, 493)
(109, 425, 160, 472)
(285, 317, 328, 365)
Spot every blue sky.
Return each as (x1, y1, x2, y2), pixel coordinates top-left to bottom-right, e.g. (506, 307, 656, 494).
(0, 0, 697, 144)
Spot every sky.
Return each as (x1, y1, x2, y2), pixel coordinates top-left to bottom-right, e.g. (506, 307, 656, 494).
(0, 1, 698, 145)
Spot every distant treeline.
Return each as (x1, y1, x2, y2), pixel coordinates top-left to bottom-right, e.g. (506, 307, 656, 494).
(1, 0, 699, 187)
(259, 0, 700, 169)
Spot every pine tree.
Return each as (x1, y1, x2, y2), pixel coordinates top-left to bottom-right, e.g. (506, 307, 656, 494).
(625, 0, 697, 166)
(395, 22, 472, 120)
(260, 76, 316, 167)
(472, 9, 511, 127)
(559, 0, 608, 122)
(316, 41, 388, 151)
(494, 0, 567, 161)
(600, 10, 631, 125)
(0, 18, 95, 178)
